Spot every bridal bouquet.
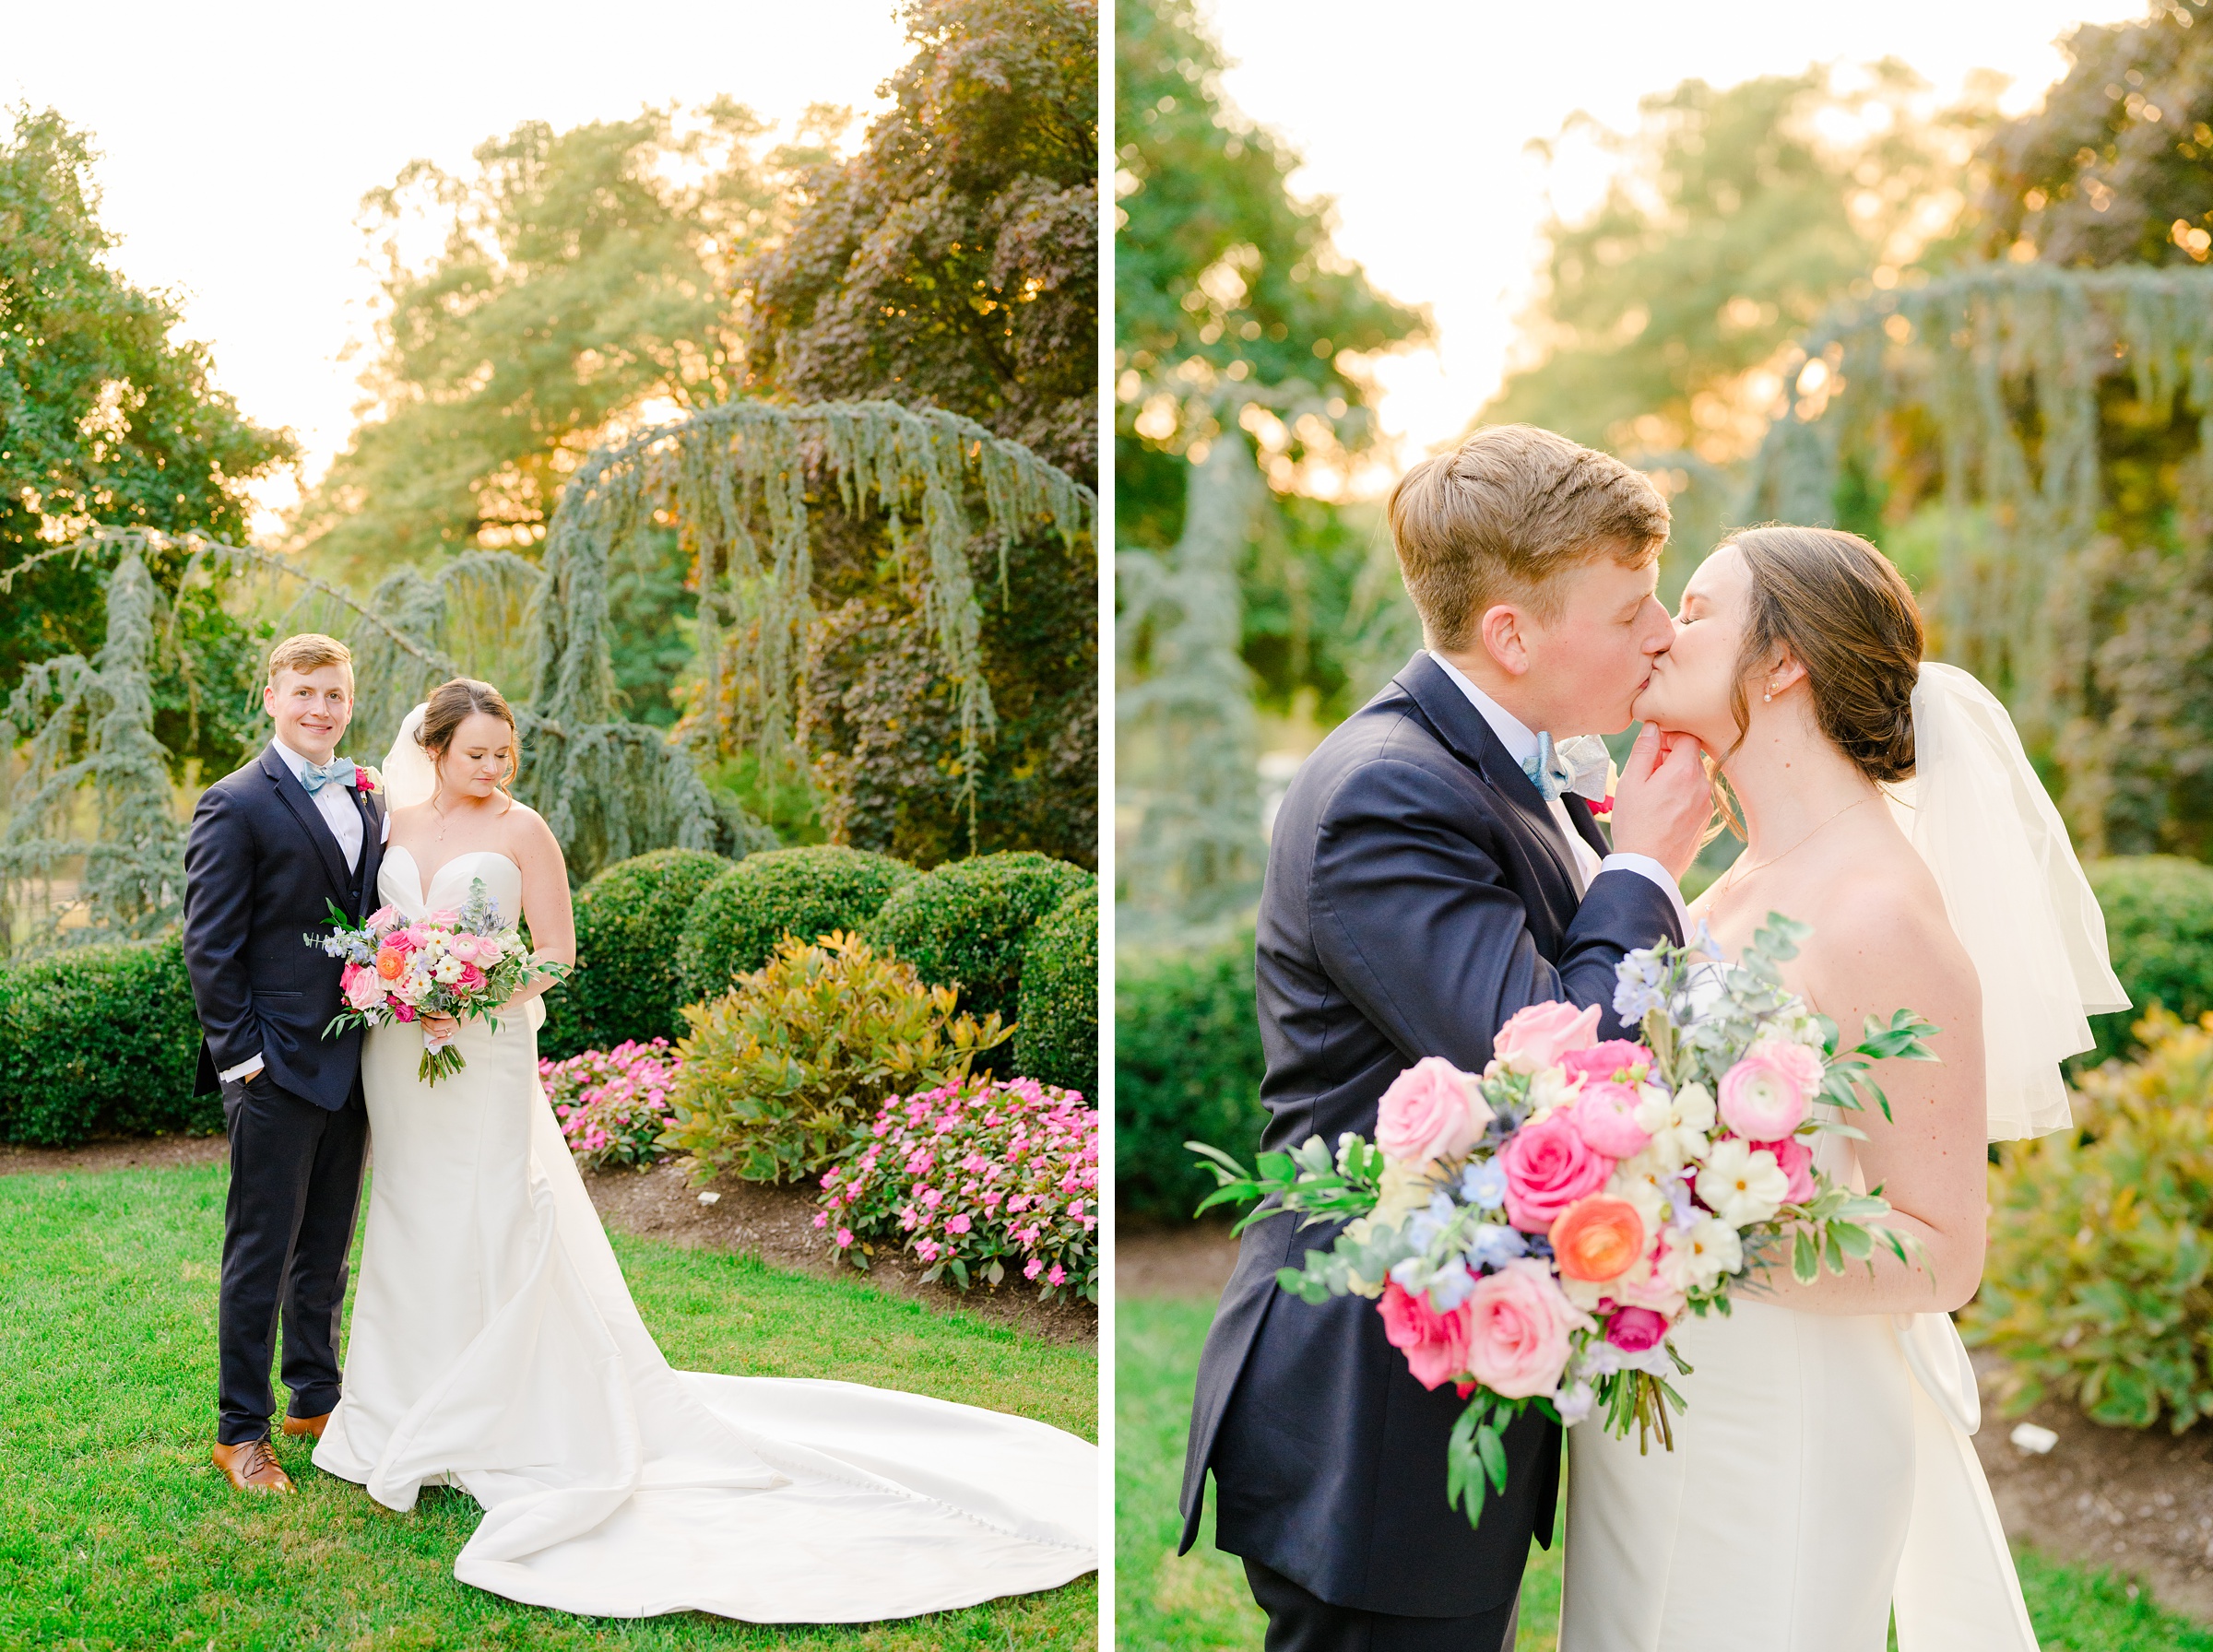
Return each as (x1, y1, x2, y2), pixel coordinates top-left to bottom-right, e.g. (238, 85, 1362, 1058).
(1189, 914, 1935, 1528)
(306, 878, 569, 1083)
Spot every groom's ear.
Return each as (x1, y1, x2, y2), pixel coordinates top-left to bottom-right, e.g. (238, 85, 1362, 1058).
(1476, 602, 1532, 678)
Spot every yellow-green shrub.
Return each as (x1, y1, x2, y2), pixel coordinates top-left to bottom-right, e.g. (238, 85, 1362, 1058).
(661, 932, 1008, 1184)
(1965, 1008, 2213, 1430)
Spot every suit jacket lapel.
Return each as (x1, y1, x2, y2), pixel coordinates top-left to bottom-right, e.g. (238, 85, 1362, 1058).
(351, 783, 385, 919)
(1391, 652, 1585, 917)
(259, 745, 353, 907)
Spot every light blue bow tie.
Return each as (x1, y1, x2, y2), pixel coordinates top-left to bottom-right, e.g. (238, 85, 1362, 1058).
(296, 758, 358, 796)
(1521, 732, 1612, 804)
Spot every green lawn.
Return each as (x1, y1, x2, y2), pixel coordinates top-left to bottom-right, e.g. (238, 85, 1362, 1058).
(1116, 1296, 2209, 1652)
(0, 1162, 1097, 1651)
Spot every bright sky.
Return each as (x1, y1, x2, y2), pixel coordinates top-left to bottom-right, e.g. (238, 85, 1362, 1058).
(1, 0, 913, 534)
(1201, 0, 2148, 491)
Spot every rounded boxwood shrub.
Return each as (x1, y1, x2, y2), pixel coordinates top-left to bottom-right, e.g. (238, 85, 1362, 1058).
(0, 935, 214, 1146)
(542, 847, 731, 1058)
(1116, 934, 1267, 1225)
(1014, 884, 1096, 1099)
(677, 845, 917, 1005)
(865, 852, 1094, 1028)
(2086, 856, 2213, 1066)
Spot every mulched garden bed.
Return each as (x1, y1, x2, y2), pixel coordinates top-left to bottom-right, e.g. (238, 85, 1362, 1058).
(5, 1132, 1095, 1348)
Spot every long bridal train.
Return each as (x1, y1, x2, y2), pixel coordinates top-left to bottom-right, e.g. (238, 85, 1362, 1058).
(314, 847, 1096, 1622)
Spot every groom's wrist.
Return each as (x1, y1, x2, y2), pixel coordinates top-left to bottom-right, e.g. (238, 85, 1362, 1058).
(1595, 853, 1689, 934)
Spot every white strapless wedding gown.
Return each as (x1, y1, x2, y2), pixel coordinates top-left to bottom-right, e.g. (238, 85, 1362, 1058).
(313, 848, 1097, 1622)
(1561, 1113, 2034, 1650)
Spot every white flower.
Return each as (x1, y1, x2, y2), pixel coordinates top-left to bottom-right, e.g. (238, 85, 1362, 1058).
(1604, 1149, 1674, 1240)
(1525, 1066, 1580, 1120)
(1695, 1139, 1788, 1226)
(1554, 1380, 1596, 1425)
(1658, 1216, 1745, 1292)
(432, 955, 466, 985)
(1633, 1081, 1715, 1166)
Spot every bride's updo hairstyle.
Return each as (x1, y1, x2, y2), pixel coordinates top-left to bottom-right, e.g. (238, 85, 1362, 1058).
(417, 677, 520, 806)
(1722, 525, 1923, 784)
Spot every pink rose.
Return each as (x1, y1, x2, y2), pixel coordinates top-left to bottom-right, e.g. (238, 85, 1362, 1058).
(1497, 1111, 1613, 1233)
(391, 1002, 418, 1022)
(1462, 1258, 1581, 1398)
(1568, 1081, 1651, 1159)
(457, 963, 487, 991)
(1718, 1039, 1825, 1139)
(1560, 1041, 1653, 1086)
(366, 905, 399, 930)
(341, 965, 384, 1012)
(1755, 1134, 1816, 1205)
(1376, 1056, 1493, 1166)
(1379, 1280, 1474, 1390)
(1493, 1000, 1602, 1074)
(1605, 1305, 1668, 1352)
(385, 927, 419, 955)
(426, 907, 459, 928)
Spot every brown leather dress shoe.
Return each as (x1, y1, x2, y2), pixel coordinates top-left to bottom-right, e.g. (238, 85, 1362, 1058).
(211, 1437, 295, 1493)
(280, 1411, 330, 1442)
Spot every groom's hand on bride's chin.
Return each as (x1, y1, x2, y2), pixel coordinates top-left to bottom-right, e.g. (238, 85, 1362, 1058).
(1610, 725, 1709, 881)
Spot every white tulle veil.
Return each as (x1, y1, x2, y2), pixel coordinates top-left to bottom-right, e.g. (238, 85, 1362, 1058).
(380, 702, 440, 809)
(1881, 661, 2129, 1140)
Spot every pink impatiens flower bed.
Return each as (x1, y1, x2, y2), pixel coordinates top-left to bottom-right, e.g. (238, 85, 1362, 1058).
(815, 1076, 1098, 1303)
(540, 1039, 682, 1171)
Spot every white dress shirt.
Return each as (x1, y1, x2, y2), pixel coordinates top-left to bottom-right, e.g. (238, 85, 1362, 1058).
(1427, 652, 1689, 931)
(218, 739, 389, 1085)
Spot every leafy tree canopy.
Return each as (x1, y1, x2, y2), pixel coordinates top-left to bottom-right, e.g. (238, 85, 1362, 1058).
(1115, 0, 1424, 725)
(0, 107, 292, 771)
(1115, 0, 1423, 537)
(1977, 0, 2213, 268)
(743, 0, 1099, 483)
(296, 100, 810, 585)
(1485, 64, 1991, 470)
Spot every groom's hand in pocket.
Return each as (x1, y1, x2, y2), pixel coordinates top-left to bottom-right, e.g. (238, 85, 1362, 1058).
(1609, 723, 1709, 880)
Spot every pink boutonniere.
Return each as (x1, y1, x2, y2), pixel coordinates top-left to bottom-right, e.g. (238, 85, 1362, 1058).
(1591, 794, 1615, 820)
(354, 764, 378, 796)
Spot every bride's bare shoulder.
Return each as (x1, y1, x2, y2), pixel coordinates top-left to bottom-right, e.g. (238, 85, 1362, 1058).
(1801, 840, 1979, 1020)
(497, 798, 563, 863)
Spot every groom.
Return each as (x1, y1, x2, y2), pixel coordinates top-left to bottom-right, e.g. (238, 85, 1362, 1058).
(183, 633, 386, 1493)
(1181, 425, 1710, 1649)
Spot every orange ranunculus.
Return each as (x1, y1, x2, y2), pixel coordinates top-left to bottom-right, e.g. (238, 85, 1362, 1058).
(375, 947, 406, 981)
(1549, 1196, 1647, 1282)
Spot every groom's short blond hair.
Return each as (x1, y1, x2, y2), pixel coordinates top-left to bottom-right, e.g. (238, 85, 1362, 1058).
(1389, 425, 1670, 650)
(266, 632, 353, 685)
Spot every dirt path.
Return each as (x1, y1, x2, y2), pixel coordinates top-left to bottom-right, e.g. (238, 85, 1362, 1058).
(4, 1132, 1095, 1348)
(1119, 1222, 2213, 1620)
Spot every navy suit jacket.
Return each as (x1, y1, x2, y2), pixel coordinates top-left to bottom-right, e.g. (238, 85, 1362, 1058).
(183, 745, 386, 1110)
(1179, 651, 1684, 1618)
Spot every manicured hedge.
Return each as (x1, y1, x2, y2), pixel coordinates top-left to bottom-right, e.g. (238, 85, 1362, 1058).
(1014, 884, 1096, 1099)
(2085, 856, 2213, 1066)
(541, 847, 731, 1058)
(0, 936, 214, 1146)
(1115, 934, 1268, 1224)
(865, 852, 1094, 1029)
(676, 845, 917, 1005)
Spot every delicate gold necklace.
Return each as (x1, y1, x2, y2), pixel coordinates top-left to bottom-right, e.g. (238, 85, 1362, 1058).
(1716, 795, 1876, 897)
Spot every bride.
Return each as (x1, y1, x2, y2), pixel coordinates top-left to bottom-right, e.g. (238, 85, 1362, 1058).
(311, 677, 1097, 1622)
(1560, 526, 2125, 1651)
